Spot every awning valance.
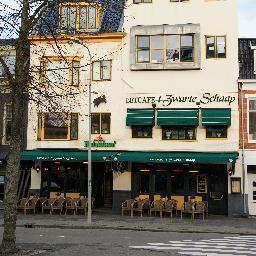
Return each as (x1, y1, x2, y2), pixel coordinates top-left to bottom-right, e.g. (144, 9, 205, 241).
(202, 109, 231, 126)
(157, 109, 199, 126)
(126, 109, 155, 126)
(21, 150, 238, 164)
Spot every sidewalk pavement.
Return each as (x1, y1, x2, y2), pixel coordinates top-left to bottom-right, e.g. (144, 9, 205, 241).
(1, 210, 255, 235)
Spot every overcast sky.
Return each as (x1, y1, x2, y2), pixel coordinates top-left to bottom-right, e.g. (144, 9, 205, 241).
(239, 0, 256, 38)
(0, 0, 255, 38)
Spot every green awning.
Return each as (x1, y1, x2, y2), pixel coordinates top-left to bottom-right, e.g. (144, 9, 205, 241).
(202, 109, 231, 126)
(157, 109, 199, 126)
(126, 109, 155, 126)
(21, 150, 238, 164)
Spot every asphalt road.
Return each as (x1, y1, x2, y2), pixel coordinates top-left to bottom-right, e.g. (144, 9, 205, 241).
(0, 227, 251, 256)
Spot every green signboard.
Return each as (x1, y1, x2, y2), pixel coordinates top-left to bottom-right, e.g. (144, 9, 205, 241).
(84, 140, 116, 148)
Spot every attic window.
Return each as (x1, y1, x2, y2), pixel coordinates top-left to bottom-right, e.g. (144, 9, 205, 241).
(251, 44, 256, 74)
(59, 3, 102, 32)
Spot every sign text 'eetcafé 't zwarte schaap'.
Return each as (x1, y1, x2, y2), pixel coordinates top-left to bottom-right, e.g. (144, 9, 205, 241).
(126, 93, 236, 106)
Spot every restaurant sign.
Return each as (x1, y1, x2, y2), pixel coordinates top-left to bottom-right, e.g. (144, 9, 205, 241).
(126, 93, 236, 106)
(84, 136, 116, 148)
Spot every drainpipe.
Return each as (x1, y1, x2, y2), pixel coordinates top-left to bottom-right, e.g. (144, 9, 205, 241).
(239, 82, 247, 215)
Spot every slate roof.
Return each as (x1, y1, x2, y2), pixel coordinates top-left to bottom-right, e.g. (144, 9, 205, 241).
(239, 38, 256, 80)
(35, 0, 125, 35)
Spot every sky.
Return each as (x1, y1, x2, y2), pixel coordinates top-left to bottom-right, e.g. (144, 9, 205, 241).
(0, 0, 255, 38)
(239, 0, 256, 38)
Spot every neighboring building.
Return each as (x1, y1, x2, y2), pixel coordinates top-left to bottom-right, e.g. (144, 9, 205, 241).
(238, 38, 256, 215)
(0, 39, 16, 201)
(24, 0, 241, 215)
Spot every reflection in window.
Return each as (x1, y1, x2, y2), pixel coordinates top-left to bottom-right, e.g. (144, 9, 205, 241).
(92, 60, 111, 81)
(249, 99, 256, 141)
(136, 34, 194, 64)
(162, 126, 196, 140)
(155, 174, 167, 194)
(91, 113, 111, 134)
(140, 173, 149, 194)
(132, 126, 152, 138)
(206, 35, 226, 59)
(206, 126, 227, 139)
(171, 174, 184, 194)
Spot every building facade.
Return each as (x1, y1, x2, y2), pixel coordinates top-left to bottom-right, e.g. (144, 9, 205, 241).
(24, 0, 241, 215)
(238, 38, 256, 215)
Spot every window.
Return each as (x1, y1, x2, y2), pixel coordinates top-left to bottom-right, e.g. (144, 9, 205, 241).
(0, 56, 15, 78)
(91, 113, 111, 134)
(136, 34, 194, 64)
(206, 126, 227, 139)
(155, 174, 167, 194)
(40, 57, 80, 86)
(133, 0, 152, 3)
(171, 174, 184, 194)
(59, 3, 101, 32)
(231, 178, 241, 194)
(249, 99, 256, 141)
(132, 126, 152, 138)
(206, 36, 226, 59)
(38, 112, 78, 140)
(92, 60, 112, 81)
(162, 126, 196, 140)
(2, 104, 12, 145)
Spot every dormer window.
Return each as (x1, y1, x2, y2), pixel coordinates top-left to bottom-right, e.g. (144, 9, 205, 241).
(251, 44, 256, 74)
(59, 3, 101, 32)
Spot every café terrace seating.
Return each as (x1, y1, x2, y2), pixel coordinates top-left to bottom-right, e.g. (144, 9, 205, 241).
(121, 196, 207, 221)
(17, 195, 95, 215)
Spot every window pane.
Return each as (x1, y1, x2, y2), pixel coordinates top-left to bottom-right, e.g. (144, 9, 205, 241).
(70, 113, 78, 140)
(162, 127, 196, 140)
(102, 61, 111, 80)
(249, 99, 256, 111)
(92, 61, 101, 80)
(249, 112, 256, 140)
(206, 126, 227, 138)
(60, 6, 68, 30)
(155, 174, 167, 194)
(69, 7, 77, 30)
(151, 50, 164, 63)
(79, 6, 87, 29)
(0, 56, 15, 77)
(72, 61, 79, 86)
(46, 60, 69, 85)
(91, 113, 100, 134)
(137, 50, 150, 63)
(171, 174, 184, 194)
(137, 36, 150, 49)
(101, 113, 110, 134)
(44, 113, 69, 140)
(206, 36, 215, 58)
(37, 113, 42, 140)
(166, 35, 179, 63)
(151, 35, 164, 49)
(181, 35, 193, 47)
(88, 6, 96, 29)
(140, 173, 149, 194)
(180, 48, 194, 62)
(5, 120, 11, 144)
(132, 126, 152, 138)
(217, 36, 226, 58)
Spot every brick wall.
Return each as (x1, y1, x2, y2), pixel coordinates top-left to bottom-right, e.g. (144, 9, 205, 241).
(239, 89, 256, 149)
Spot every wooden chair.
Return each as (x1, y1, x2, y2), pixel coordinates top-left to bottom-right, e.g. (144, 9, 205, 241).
(17, 198, 31, 214)
(163, 200, 175, 221)
(76, 198, 88, 215)
(65, 198, 78, 215)
(181, 201, 194, 220)
(121, 199, 135, 216)
(193, 202, 206, 220)
(41, 198, 56, 214)
(51, 197, 66, 215)
(150, 200, 163, 218)
(131, 199, 150, 217)
(203, 201, 208, 216)
(181, 201, 205, 220)
(27, 197, 39, 214)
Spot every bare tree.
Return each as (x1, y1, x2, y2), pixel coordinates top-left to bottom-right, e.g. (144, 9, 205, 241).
(0, 0, 125, 254)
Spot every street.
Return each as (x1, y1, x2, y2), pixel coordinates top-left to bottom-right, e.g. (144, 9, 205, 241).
(1, 227, 255, 256)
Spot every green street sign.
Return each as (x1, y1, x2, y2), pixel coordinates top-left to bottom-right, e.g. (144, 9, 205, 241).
(84, 140, 116, 148)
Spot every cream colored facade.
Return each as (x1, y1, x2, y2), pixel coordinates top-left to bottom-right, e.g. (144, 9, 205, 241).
(27, 0, 242, 215)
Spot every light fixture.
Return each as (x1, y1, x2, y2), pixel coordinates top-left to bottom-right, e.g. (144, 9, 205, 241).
(139, 169, 150, 172)
(35, 166, 40, 173)
(82, 161, 88, 164)
(54, 161, 61, 165)
(189, 170, 199, 173)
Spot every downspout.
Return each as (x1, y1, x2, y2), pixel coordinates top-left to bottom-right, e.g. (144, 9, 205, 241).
(239, 82, 247, 215)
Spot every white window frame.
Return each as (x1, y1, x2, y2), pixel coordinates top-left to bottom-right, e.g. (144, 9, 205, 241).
(247, 96, 256, 143)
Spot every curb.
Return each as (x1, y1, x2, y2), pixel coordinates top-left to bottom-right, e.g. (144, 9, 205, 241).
(11, 224, 256, 236)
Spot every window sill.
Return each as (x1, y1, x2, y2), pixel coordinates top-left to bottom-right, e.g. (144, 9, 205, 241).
(130, 63, 201, 71)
